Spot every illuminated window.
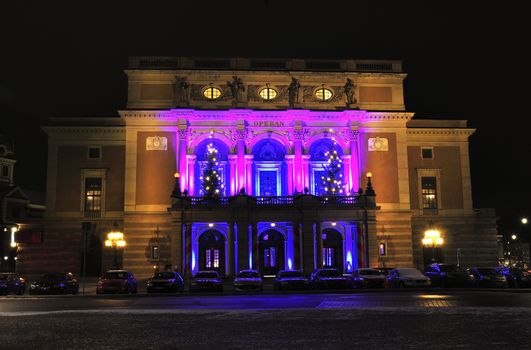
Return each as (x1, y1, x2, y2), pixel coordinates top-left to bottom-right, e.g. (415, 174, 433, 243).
(213, 249, 219, 268)
(259, 87, 277, 100)
(315, 87, 333, 101)
(421, 177, 437, 209)
(205, 248, 220, 268)
(84, 177, 102, 212)
(151, 245, 159, 260)
(379, 243, 386, 256)
(203, 87, 221, 100)
(323, 248, 334, 267)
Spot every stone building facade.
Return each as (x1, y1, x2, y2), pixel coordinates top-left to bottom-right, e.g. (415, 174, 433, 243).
(17, 57, 497, 278)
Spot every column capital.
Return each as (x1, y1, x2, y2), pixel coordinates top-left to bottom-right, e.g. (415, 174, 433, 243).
(228, 154, 238, 164)
(349, 129, 359, 142)
(244, 154, 254, 164)
(186, 154, 196, 164)
(178, 128, 188, 140)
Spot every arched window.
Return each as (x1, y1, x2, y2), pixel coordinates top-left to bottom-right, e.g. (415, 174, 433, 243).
(259, 87, 278, 100)
(198, 230, 225, 275)
(203, 86, 222, 100)
(252, 139, 287, 196)
(194, 138, 230, 196)
(315, 87, 333, 101)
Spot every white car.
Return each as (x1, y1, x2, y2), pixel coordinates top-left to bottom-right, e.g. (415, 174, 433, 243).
(387, 268, 431, 288)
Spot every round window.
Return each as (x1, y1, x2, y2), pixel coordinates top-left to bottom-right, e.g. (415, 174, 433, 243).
(203, 87, 222, 100)
(315, 87, 333, 101)
(259, 87, 278, 100)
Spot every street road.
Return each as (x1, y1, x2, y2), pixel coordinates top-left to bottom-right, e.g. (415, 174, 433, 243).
(1, 291, 531, 349)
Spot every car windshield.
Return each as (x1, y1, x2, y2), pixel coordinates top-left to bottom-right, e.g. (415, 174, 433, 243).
(397, 268, 424, 277)
(477, 268, 498, 276)
(195, 272, 218, 279)
(438, 265, 461, 272)
(279, 271, 304, 278)
(359, 269, 383, 275)
(153, 272, 175, 279)
(43, 273, 66, 281)
(237, 271, 260, 278)
(320, 269, 341, 277)
(103, 272, 128, 279)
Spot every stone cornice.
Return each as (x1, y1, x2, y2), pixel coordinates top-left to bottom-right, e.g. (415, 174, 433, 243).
(407, 128, 475, 137)
(42, 126, 125, 135)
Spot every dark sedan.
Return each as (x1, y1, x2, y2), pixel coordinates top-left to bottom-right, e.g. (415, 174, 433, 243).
(29, 272, 79, 295)
(234, 270, 263, 292)
(0, 273, 26, 295)
(496, 266, 531, 288)
(96, 270, 138, 294)
(350, 268, 386, 288)
(424, 264, 474, 287)
(468, 267, 507, 288)
(147, 271, 185, 293)
(274, 270, 309, 291)
(310, 268, 351, 289)
(190, 271, 223, 292)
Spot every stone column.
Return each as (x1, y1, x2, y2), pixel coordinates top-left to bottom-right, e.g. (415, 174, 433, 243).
(245, 155, 254, 195)
(350, 129, 360, 192)
(293, 130, 303, 193)
(302, 155, 311, 192)
(236, 222, 249, 270)
(301, 222, 315, 274)
(228, 155, 238, 195)
(184, 223, 192, 279)
(236, 128, 246, 192)
(252, 222, 259, 270)
(291, 222, 301, 270)
(178, 128, 188, 193)
(341, 155, 351, 193)
(187, 155, 196, 195)
(227, 222, 235, 277)
(316, 221, 323, 268)
(285, 155, 295, 195)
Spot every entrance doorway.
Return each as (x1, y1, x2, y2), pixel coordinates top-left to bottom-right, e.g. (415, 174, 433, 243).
(258, 230, 285, 275)
(198, 230, 225, 275)
(322, 229, 343, 271)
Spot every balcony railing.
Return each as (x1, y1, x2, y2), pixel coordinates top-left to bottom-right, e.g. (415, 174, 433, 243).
(172, 194, 375, 210)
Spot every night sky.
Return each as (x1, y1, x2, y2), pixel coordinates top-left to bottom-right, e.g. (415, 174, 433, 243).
(0, 2, 528, 234)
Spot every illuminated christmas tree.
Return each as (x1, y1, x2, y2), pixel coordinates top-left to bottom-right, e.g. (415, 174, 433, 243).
(200, 143, 222, 197)
(321, 147, 344, 195)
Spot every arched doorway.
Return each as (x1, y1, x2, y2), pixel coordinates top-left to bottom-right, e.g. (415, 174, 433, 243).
(198, 230, 225, 275)
(322, 229, 343, 271)
(259, 229, 285, 275)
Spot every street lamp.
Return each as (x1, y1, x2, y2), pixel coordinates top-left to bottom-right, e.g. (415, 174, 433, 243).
(105, 230, 126, 269)
(522, 218, 528, 225)
(511, 234, 517, 240)
(422, 228, 444, 262)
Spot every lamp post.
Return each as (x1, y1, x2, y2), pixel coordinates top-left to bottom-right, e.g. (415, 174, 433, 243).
(422, 228, 444, 263)
(105, 230, 126, 269)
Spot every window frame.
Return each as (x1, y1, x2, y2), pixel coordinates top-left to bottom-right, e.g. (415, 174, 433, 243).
(258, 86, 278, 101)
(421, 147, 434, 160)
(416, 168, 442, 214)
(87, 146, 102, 160)
(314, 86, 334, 101)
(80, 168, 107, 217)
(202, 86, 222, 100)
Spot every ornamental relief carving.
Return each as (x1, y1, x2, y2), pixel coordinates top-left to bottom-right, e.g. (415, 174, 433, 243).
(248, 129, 291, 143)
(146, 136, 168, 151)
(293, 128, 310, 142)
(368, 137, 389, 152)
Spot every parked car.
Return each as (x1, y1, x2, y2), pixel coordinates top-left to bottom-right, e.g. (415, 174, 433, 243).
(350, 268, 386, 289)
(96, 270, 138, 294)
(496, 267, 531, 288)
(146, 271, 185, 293)
(387, 268, 431, 288)
(468, 267, 507, 288)
(0, 273, 26, 295)
(424, 263, 473, 287)
(310, 268, 351, 289)
(274, 270, 310, 291)
(234, 270, 263, 292)
(375, 267, 395, 288)
(29, 272, 79, 295)
(190, 271, 223, 292)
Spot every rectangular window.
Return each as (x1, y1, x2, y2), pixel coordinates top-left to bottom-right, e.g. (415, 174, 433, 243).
(421, 147, 433, 159)
(151, 245, 159, 260)
(88, 146, 101, 159)
(84, 177, 102, 212)
(421, 177, 438, 209)
(379, 242, 387, 256)
(1, 165, 8, 177)
(323, 248, 334, 267)
(213, 249, 219, 268)
(206, 250, 212, 269)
